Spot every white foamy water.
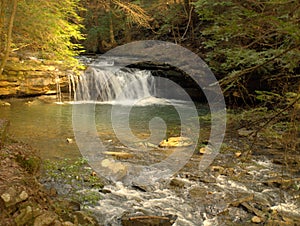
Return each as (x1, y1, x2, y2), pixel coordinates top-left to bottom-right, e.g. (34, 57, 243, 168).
(75, 67, 156, 102)
(89, 181, 203, 226)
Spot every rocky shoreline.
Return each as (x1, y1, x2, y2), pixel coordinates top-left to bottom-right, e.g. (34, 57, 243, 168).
(0, 57, 78, 99)
(0, 119, 98, 226)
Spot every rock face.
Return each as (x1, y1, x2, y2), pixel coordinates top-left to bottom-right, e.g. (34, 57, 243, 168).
(128, 62, 206, 101)
(0, 59, 74, 97)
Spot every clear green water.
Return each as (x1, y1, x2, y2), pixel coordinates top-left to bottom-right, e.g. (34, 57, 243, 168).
(0, 97, 209, 160)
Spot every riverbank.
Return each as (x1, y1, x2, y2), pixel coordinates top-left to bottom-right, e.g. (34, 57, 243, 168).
(0, 119, 98, 226)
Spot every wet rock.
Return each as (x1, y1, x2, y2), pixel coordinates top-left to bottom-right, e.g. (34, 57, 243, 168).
(132, 184, 148, 192)
(52, 220, 63, 226)
(238, 128, 254, 137)
(198, 174, 217, 183)
(56, 199, 81, 212)
(121, 215, 177, 226)
(252, 216, 262, 223)
(189, 186, 208, 200)
(0, 100, 11, 106)
(199, 146, 212, 154)
(235, 151, 242, 157)
(1, 187, 29, 207)
(169, 178, 186, 188)
(103, 151, 134, 159)
(37, 95, 57, 103)
(240, 202, 266, 219)
(19, 191, 29, 201)
(159, 137, 192, 148)
(230, 194, 254, 207)
(99, 188, 112, 194)
(33, 211, 58, 226)
(73, 211, 98, 226)
(66, 138, 73, 143)
(101, 159, 128, 180)
(62, 222, 74, 226)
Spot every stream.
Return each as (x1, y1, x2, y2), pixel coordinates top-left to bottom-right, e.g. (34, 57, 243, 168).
(1, 98, 300, 225)
(0, 57, 299, 225)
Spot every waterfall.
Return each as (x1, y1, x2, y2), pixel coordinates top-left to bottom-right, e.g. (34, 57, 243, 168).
(68, 73, 78, 101)
(55, 76, 62, 102)
(75, 67, 156, 103)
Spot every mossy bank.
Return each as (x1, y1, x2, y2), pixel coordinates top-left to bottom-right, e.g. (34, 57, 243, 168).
(0, 119, 99, 226)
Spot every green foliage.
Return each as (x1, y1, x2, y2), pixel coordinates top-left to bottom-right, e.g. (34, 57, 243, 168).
(255, 91, 283, 104)
(0, 0, 84, 65)
(194, 0, 300, 100)
(16, 154, 41, 174)
(81, 0, 152, 52)
(44, 158, 104, 206)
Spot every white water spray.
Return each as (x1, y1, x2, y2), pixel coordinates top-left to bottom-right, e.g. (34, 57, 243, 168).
(75, 67, 156, 102)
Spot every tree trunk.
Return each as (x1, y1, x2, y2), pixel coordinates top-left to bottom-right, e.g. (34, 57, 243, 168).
(109, 1, 117, 47)
(0, 0, 17, 76)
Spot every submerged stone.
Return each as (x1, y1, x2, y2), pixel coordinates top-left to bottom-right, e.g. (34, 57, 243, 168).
(159, 137, 193, 148)
(103, 151, 134, 159)
(101, 159, 128, 180)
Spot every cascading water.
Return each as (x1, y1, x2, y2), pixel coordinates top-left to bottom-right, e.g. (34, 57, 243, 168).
(75, 66, 156, 103)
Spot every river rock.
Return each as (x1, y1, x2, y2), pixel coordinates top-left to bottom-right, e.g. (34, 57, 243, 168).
(101, 159, 128, 180)
(121, 215, 177, 226)
(188, 186, 208, 200)
(0, 100, 11, 106)
(62, 222, 74, 226)
(0, 187, 29, 207)
(66, 138, 74, 143)
(199, 146, 212, 154)
(103, 151, 134, 159)
(73, 211, 98, 226)
(159, 137, 192, 148)
(251, 216, 262, 223)
(33, 211, 58, 226)
(235, 151, 242, 157)
(238, 128, 254, 137)
(169, 178, 186, 188)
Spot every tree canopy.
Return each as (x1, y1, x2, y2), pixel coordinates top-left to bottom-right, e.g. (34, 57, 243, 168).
(0, 0, 84, 69)
(0, 0, 299, 104)
(194, 0, 300, 103)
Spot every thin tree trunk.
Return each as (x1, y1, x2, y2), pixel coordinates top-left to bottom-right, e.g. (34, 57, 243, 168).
(0, 0, 17, 76)
(109, 1, 116, 47)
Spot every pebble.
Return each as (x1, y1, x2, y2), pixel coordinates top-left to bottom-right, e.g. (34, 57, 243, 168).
(199, 146, 212, 154)
(66, 138, 73, 143)
(1, 193, 11, 202)
(235, 152, 242, 157)
(19, 191, 29, 201)
(251, 216, 262, 223)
